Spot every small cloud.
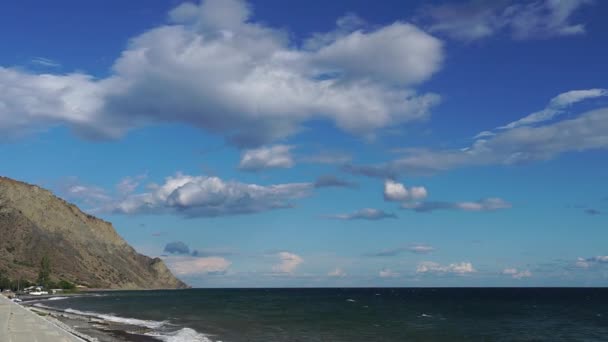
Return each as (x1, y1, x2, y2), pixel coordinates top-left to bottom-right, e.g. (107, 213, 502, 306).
(379, 268, 399, 278)
(576, 256, 608, 269)
(239, 145, 294, 171)
(366, 247, 407, 257)
(164, 241, 191, 255)
(367, 244, 434, 257)
(168, 256, 231, 275)
(421, 0, 594, 41)
(502, 268, 532, 279)
(116, 174, 147, 196)
(383, 180, 509, 214)
(328, 268, 347, 277)
(31, 57, 61, 68)
(313, 175, 358, 189)
(326, 208, 397, 221)
(403, 198, 511, 213)
(272, 252, 303, 274)
(585, 208, 601, 215)
(497, 89, 608, 131)
(383, 179, 427, 202)
(408, 244, 435, 254)
(56, 177, 112, 208)
(416, 261, 476, 275)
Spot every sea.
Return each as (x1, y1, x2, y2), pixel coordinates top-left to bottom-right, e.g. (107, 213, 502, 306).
(37, 288, 608, 341)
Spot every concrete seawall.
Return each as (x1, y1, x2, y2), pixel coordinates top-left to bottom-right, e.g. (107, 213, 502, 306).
(0, 295, 84, 342)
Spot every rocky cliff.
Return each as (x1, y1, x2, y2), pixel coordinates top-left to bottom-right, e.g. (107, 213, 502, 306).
(0, 176, 188, 289)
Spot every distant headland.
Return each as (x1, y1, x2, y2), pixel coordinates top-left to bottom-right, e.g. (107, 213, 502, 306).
(0, 176, 187, 290)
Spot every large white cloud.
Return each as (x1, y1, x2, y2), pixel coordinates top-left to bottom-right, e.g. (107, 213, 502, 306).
(106, 173, 312, 217)
(0, 68, 110, 140)
(0, 0, 443, 147)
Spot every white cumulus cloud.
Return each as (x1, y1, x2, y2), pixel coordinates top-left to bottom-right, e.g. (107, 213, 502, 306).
(107, 173, 312, 217)
(0, 0, 443, 148)
(383, 179, 427, 202)
(272, 252, 303, 274)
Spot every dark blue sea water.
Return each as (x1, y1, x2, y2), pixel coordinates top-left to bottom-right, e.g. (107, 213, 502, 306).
(42, 288, 608, 341)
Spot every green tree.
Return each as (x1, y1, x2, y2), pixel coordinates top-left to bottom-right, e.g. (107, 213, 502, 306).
(37, 256, 51, 288)
(58, 280, 76, 290)
(0, 272, 10, 291)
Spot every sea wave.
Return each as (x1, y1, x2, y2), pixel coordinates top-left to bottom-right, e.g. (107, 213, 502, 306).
(48, 296, 69, 301)
(36, 303, 212, 341)
(64, 308, 167, 329)
(146, 327, 214, 342)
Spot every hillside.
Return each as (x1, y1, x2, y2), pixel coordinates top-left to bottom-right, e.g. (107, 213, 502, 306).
(0, 176, 188, 289)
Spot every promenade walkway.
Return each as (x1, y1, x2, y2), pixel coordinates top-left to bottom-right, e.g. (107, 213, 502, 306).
(0, 295, 83, 342)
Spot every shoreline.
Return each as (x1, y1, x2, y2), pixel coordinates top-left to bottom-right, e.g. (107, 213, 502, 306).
(1, 294, 88, 341)
(24, 303, 162, 342)
(16, 291, 214, 342)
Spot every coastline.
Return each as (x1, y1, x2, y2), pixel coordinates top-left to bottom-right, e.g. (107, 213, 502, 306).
(23, 302, 162, 342)
(0, 294, 87, 341)
(20, 294, 213, 342)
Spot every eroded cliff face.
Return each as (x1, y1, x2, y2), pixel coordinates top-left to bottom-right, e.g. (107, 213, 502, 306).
(0, 176, 188, 289)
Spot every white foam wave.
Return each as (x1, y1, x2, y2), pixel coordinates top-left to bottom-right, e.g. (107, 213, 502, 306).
(146, 327, 214, 342)
(48, 296, 69, 301)
(64, 308, 166, 329)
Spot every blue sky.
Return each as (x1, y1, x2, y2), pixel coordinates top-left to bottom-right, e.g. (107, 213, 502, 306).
(1, 0, 607, 287)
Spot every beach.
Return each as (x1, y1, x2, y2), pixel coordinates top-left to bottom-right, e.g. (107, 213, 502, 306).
(19, 300, 164, 342)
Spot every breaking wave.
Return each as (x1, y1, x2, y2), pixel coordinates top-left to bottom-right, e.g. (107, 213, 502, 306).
(64, 308, 167, 329)
(146, 327, 214, 342)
